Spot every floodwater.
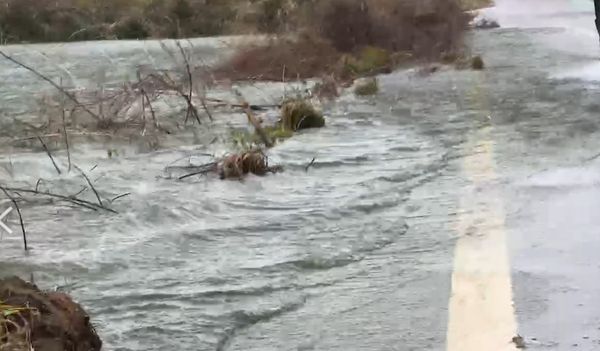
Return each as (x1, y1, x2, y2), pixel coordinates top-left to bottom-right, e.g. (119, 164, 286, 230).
(2, 1, 600, 350)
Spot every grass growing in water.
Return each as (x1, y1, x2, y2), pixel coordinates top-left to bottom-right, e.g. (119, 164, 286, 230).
(471, 55, 485, 70)
(230, 98, 323, 150)
(354, 77, 379, 96)
(281, 99, 325, 131)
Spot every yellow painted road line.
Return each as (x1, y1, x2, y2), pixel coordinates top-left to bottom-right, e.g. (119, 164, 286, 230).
(446, 78, 518, 349)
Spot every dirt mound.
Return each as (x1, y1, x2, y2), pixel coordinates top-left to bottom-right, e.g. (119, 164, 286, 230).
(0, 276, 101, 351)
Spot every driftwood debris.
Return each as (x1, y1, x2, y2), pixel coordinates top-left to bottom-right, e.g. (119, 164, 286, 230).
(218, 151, 282, 180)
(177, 151, 282, 181)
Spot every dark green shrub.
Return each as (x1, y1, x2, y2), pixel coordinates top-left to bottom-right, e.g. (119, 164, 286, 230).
(112, 17, 150, 39)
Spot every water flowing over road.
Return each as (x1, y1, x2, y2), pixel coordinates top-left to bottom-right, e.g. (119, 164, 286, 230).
(1, 1, 600, 350)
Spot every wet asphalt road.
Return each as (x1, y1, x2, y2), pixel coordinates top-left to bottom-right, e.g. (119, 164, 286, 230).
(478, 1, 600, 349)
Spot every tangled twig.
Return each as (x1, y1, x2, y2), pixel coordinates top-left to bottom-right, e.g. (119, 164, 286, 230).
(59, 77, 72, 172)
(178, 163, 218, 180)
(234, 90, 274, 148)
(73, 165, 103, 207)
(305, 156, 317, 171)
(0, 186, 117, 214)
(110, 193, 131, 203)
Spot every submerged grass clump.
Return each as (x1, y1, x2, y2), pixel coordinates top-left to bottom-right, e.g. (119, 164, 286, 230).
(449, 53, 486, 70)
(281, 99, 325, 131)
(229, 98, 323, 155)
(471, 55, 485, 70)
(231, 98, 323, 150)
(354, 77, 379, 96)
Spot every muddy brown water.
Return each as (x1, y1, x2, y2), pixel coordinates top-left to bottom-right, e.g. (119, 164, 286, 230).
(2, 9, 600, 350)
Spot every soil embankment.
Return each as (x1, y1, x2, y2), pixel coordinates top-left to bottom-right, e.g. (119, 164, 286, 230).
(0, 276, 102, 351)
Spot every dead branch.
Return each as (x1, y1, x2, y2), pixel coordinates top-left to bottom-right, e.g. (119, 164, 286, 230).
(13, 131, 111, 142)
(1, 186, 117, 213)
(305, 156, 316, 171)
(37, 136, 62, 175)
(178, 163, 218, 180)
(158, 41, 202, 125)
(150, 72, 202, 125)
(60, 78, 72, 172)
(204, 97, 279, 111)
(139, 87, 171, 134)
(140, 88, 156, 127)
(200, 97, 214, 121)
(73, 165, 103, 207)
(234, 90, 274, 148)
(110, 193, 131, 203)
(71, 186, 88, 198)
(175, 40, 195, 116)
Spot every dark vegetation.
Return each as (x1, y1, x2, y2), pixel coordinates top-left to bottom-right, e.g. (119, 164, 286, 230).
(0, 0, 480, 45)
(213, 0, 474, 83)
(0, 0, 241, 43)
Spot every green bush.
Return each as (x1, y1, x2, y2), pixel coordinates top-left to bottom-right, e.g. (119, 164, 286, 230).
(112, 17, 150, 39)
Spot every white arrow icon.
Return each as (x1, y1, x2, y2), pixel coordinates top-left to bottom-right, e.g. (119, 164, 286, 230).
(0, 207, 13, 234)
